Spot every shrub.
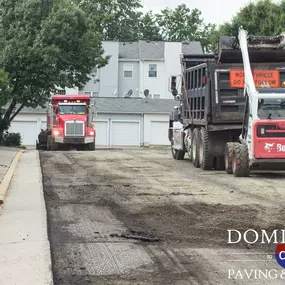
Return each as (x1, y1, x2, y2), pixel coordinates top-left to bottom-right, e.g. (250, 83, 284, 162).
(2, 132, 22, 147)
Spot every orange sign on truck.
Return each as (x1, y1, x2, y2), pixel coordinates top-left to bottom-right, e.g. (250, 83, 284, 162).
(230, 69, 280, 88)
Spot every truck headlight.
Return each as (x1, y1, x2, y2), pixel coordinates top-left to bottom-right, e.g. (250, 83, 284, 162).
(88, 131, 94, 135)
(54, 130, 62, 136)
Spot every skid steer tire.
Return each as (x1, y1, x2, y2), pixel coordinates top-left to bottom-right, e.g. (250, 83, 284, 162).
(199, 127, 213, 170)
(191, 128, 200, 168)
(232, 143, 250, 177)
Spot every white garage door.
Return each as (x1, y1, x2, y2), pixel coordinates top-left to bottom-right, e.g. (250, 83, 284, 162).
(95, 121, 108, 145)
(9, 121, 38, 145)
(150, 121, 169, 145)
(111, 121, 140, 146)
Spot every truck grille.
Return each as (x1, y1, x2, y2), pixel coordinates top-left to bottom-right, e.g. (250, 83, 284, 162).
(65, 121, 84, 137)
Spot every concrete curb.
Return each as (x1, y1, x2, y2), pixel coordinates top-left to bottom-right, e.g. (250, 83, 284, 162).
(0, 150, 25, 212)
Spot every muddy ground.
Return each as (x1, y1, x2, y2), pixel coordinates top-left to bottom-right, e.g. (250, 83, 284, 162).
(40, 149, 285, 285)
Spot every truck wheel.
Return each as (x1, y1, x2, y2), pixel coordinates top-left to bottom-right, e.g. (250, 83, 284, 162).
(50, 138, 58, 151)
(171, 143, 185, 160)
(199, 127, 213, 170)
(232, 144, 250, 177)
(225, 142, 238, 174)
(191, 128, 200, 168)
(88, 140, 95, 151)
(185, 129, 193, 161)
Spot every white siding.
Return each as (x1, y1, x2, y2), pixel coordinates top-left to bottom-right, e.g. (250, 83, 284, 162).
(111, 121, 140, 146)
(150, 121, 169, 145)
(10, 121, 38, 145)
(8, 113, 46, 146)
(141, 61, 165, 99)
(164, 42, 182, 99)
(143, 114, 170, 146)
(95, 121, 109, 145)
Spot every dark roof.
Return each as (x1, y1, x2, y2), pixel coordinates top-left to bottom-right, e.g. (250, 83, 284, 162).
(119, 41, 203, 60)
(119, 42, 140, 59)
(182, 42, 203, 54)
(20, 98, 177, 114)
(139, 40, 165, 60)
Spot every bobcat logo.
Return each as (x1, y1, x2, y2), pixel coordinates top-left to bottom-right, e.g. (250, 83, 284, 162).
(264, 143, 275, 152)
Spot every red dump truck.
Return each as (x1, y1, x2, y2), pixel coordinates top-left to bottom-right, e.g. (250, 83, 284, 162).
(36, 94, 96, 151)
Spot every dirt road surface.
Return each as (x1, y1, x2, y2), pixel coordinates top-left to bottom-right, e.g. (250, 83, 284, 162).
(40, 149, 285, 285)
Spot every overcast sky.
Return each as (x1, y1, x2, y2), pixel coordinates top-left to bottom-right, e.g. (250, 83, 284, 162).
(141, 0, 266, 25)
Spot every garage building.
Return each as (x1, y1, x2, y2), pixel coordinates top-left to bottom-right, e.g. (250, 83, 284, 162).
(10, 98, 177, 147)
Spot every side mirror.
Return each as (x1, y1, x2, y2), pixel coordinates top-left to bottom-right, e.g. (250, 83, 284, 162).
(172, 88, 178, 96)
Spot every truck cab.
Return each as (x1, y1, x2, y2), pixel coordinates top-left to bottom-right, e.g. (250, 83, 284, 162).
(37, 94, 96, 151)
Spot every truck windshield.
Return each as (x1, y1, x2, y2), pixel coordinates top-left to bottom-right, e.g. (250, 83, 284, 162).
(59, 105, 86, 114)
(257, 99, 285, 119)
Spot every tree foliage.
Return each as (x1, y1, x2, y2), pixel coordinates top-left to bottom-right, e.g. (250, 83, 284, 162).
(156, 4, 214, 51)
(139, 11, 162, 41)
(211, 0, 285, 51)
(75, 0, 143, 41)
(0, 0, 107, 134)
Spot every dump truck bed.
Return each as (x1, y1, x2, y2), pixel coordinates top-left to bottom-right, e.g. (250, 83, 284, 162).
(181, 60, 285, 130)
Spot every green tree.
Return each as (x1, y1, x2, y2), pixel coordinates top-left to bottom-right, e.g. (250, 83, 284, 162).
(139, 11, 162, 41)
(211, 0, 285, 51)
(156, 4, 213, 51)
(75, 0, 143, 41)
(0, 0, 107, 134)
(0, 69, 9, 139)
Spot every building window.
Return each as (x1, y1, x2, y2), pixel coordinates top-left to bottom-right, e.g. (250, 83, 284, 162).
(56, 89, 66, 95)
(84, 91, 92, 96)
(92, 92, 99, 97)
(149, 64, 157, 78)
(124, 64, 133, 78)
(153, 94, 160, 99)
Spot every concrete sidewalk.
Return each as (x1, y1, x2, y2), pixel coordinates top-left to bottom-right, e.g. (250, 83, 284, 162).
(0, 147, 19, 183)
(0, 150, 53, 285)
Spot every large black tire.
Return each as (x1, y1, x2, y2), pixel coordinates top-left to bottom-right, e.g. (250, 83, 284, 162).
(199, 127, 213, 170)
(88, 140, 95, 151)
(171, 144, 185, 160)
(50, 138, 58, 151)
(225, 142, 239, 174)
(232, 143, 250, 177)
(191, 128, 200, 168)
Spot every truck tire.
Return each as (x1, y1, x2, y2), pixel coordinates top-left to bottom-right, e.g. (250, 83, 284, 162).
(191, 128, 200, 168)
(50, 138, 58, 151)
(88, 140, 95, 151)
(184, 129, 193, 162)
(225, 142, 239, 174)
(232, 143, 250, 177)
(171, 145, 185, 160)
(199, 127, 213, 170)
